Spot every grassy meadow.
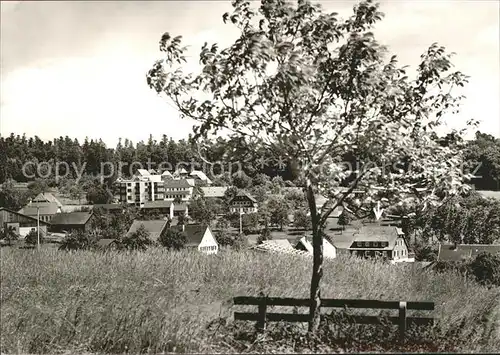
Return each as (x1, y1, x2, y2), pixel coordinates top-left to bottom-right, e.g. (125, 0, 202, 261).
(1, 247, 499, 353)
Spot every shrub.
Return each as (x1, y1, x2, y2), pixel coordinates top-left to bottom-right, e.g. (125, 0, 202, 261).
(120, 224, 153, 251)
(59, 230, 97, 251)
(158, 228, 187, 250)
(469, 252, 500, 286)
(24, 229, 44, 245)
(257, 227, 271, 245)
(216, 230, 234, 247)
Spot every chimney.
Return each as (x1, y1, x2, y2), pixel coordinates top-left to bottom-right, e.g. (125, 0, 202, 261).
(182, 223, 185, 232)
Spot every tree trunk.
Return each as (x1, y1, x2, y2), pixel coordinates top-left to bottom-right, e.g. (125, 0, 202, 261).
(306, 181, 323, 332)
(309, 220, 323, 332)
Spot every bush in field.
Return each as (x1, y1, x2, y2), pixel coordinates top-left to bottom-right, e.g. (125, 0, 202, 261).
(215, 229, 234, 247)
(120, 224, 153, 251)
(257, 227, 272, 245)
(233, 233, 249, 250)
(1, 226, 19, 246)
(59, 230, 98, 251)
(158, 228, 187, 250)
(413, 242, 439, 262)
(469, 252, 500, 286)
(24, 229, 44, 245)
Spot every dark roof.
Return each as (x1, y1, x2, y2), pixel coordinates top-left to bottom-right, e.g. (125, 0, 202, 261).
(173, 224, 214, 247)
(19, 202, 60, 216)
(142, 200, 172, 209)
(0, 207, 51, 226)
(349, 225, 404, 250)
(438, 244, 500, 262)
(232, 190, 257, 203)
(50, 212, 93, 226)
(164, 179, 193, 189)
(127, 219, 169, 240)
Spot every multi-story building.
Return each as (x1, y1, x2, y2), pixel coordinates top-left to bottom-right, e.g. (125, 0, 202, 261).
(115, 169, 195, 207)
(163, 179, 194, 201)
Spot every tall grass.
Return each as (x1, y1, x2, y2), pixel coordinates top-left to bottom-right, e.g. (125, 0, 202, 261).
(1, 247, 499, 353)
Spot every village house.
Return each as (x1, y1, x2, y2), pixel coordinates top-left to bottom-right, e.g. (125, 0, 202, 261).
(163, 179, 194, 201)
(295, 236, 337, 259)
(142, 200, 189, 218)
(344, 225, 413, 263)
(172, 224, 219, 254)
(30, 192, 63, 207)
(18, 192, 63, 223)
(18, 203, 61, 223)
(229, 191, 258, 213)
(127, 219, 169, 241)
(437, 243, 500, 262)
(49, 212, 94, 234)
(0, 207, 50, 237)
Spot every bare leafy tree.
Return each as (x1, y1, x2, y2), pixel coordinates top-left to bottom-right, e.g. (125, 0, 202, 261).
(147, 0, 473, 331)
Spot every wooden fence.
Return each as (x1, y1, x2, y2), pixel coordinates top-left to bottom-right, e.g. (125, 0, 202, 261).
(233, 295, 434, 341)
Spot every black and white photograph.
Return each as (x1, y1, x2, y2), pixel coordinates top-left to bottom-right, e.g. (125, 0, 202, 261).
(1, 0, 499, 353)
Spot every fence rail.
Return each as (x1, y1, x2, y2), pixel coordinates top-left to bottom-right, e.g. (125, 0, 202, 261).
(233, 295, 435, 340)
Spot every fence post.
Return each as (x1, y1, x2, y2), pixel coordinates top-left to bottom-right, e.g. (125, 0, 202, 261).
(399, 301, 407, 342)
(257, 292, 267, 333)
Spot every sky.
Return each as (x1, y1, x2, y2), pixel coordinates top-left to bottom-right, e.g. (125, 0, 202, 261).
(1, 0, 499, 148)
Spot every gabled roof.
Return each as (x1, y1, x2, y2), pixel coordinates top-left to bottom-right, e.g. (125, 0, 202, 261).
(350, 225, 403, 249)
(31, 192, 63, 207)
(261, 239, 294, 249)
(232, 190, 257, 203)
(175, 168, 188, 175)
(19, 202, 60, 216)
(201, 186, 228, 198)
(295, 236, 336, 259)
(161, 170, 173, 177)
(438, 244, 500, 262)
(50, 212, 93, 226)
(164, 179, 193, 189)
(173, 224, 213, 247)
(127, 219, 169, 240)
(190, 170, 212, 184)
(330, 233, 357, 250)
(0, 207, 51, 226)
(137, 169, 151, 176)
